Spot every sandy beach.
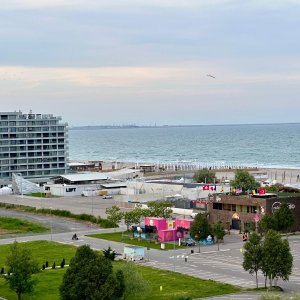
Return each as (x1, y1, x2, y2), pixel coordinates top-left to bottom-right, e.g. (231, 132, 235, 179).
(70, 160, 300, 186)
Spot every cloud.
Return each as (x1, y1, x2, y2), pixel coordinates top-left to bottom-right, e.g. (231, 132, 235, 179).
(3, 0, 300, 11)
(0, 62, 299, 98)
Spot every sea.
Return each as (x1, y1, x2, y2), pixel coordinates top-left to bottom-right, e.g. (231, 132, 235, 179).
(68, 123, 300, 169)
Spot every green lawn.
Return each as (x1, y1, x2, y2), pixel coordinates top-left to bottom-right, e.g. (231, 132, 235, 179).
(0, 241, 77, 269)
(87, 232, 186, 250)
(0, 217, 48, 236)
(127, 265, 240, 300)
(0, 241, 240, 299)
(0, 269, 65, 300)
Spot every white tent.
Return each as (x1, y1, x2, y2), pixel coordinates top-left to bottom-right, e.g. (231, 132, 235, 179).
(0, 186, 13, 195)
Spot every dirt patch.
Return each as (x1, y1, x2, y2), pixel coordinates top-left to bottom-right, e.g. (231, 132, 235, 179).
(0, 229, 18, 235)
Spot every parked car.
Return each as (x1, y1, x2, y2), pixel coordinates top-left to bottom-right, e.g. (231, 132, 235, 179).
(180, 238, 196, 246)
(102, 195, 113, 199)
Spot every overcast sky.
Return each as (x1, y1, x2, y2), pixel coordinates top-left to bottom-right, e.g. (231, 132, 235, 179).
(1, 0, 300, 126)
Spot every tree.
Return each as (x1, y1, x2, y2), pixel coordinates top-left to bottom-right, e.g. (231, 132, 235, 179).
(242, 232, 263, 288)
(103, 246, 117, 261)
(106, 205, 124, 229)
(212, 221, 226, 251)
(60, 245, 124, 300)
(147, 201, 173, 219)
(193, 168, 216, 183)
(190, 213, 212, 252)
(231, 170, 260, 192)
(124, 210, 140, 231)
(5, 241, 39, 300)
(259, 202, 295, 236)
(115, 262, 150, 300)
(274, 202, 294, 235)
(261, 230, 293, 287)
(259, 214, 278, 233)
(60, 258, 65, 268)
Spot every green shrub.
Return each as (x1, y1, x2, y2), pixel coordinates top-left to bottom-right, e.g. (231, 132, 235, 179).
(60, 258, 65, 268)
(97, 218, 117, 228)
(0, 202, 115, 228)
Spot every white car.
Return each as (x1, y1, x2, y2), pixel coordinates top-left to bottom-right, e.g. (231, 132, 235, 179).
(102, 195, 113, 199)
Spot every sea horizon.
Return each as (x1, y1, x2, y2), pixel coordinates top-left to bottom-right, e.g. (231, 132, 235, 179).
(69, 122, 300, 129)
(68, 123, 300, 170)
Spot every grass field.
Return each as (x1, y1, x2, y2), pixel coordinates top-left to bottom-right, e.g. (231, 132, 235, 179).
(0, 241, 240, 299)
(0, 217, 48, 236)
(0, 269, 65, 300)
(87, 232, 186, 250)
(128, 265, 240, 300)
(0, 241, 77, 269)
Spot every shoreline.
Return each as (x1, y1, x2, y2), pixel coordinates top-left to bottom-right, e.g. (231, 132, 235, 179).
(70, 160, 300, 185)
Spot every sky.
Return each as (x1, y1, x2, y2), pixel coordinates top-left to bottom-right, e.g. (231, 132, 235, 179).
(1, 0, 300, 126)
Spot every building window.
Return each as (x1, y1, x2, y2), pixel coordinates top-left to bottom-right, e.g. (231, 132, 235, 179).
(213, 202, 222, 210)
(223, 204, 231, 211)
(66, 188, 76, 192)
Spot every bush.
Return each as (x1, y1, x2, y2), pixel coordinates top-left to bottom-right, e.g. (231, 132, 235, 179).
(60, 258, 65, 268)
(97, 218, 118, 228)
(77, 214, 97, 223)
(0, 202, 115, 228)
(103, 247, 117, 261)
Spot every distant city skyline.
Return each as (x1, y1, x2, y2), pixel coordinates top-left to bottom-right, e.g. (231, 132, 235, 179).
(1, 1, 300, 126)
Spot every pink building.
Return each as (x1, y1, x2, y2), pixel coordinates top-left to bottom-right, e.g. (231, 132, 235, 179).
(144, 217, 166, 231)
(144, 217, 192, 242)
(158, 229, 184, 242)
(175, 219, 193, 229)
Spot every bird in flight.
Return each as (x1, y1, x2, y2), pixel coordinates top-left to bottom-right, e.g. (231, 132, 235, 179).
(207, 74, 216, 79)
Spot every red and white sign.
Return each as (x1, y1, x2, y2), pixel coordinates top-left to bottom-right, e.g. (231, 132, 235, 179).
(202, 185, 210, 190)
(258, 188, 266, 195)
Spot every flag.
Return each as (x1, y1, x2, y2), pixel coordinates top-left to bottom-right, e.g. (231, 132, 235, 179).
(258, 188, 266, 195)
(236, 188, 242, 194)
(202, 185, 210, 190)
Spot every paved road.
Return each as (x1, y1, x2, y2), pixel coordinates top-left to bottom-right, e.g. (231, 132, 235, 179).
(0, 194, 122, 217)
(0, 208, 99, 236)
(1, 226, 300, 295)
(142, 236, 300, 293)
(1, 196, 300, 297)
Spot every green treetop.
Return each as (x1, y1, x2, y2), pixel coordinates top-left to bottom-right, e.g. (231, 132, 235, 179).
(193, 168, 216, 183)
(231, 170, 260, 191)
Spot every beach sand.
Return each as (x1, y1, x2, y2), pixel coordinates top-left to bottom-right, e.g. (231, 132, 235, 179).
(71, 160, 300, 186)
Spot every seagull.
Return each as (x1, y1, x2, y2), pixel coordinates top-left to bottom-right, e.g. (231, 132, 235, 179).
(207, 74, 216, 79)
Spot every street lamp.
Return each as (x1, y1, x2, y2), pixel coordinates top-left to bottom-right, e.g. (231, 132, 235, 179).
(91, 189, 94, 216)
(195, 231, 201, 253)
(50, 207, 53, 241)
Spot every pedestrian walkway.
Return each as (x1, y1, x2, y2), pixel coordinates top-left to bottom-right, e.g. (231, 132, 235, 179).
(142, 259, 257, 288)
(199, 292, 263, 299)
